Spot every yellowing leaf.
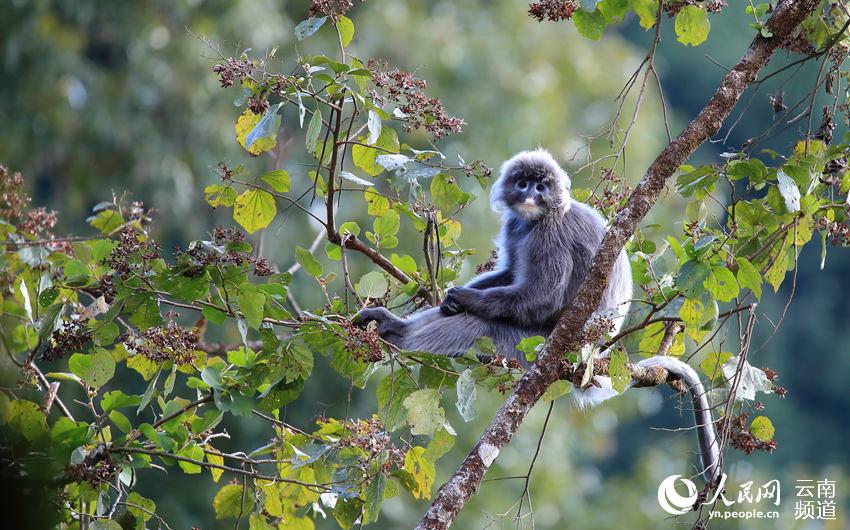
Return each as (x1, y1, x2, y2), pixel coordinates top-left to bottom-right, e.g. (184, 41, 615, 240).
(364, 187, 390, 216)
(403, 446, 435, 500)
(735, 257, 763, 299)
(675, 6, 710, 46)
(233, 189, 276, 234)
(631, 0, 659, 29)
(765, 248, 788, 293)
(205, 447, 224, 482)
(750, 415, 775, 441)
(235, 104, 282, 156)
(213, 484, 254, 519)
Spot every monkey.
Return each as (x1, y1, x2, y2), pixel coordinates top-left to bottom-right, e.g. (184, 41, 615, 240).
(356, 149, 719, 482)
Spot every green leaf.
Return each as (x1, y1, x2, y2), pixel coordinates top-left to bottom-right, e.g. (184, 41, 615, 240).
(704, 265, 740, 302)
(515, 335, 546, 362)
(305, 106, 322, 154)
(68, 348, 115, 388)
(423, 427, 455, 461)
(177, 442, 205, 474)
(93, 321, 120, 346)
(233, 189, 276, 234)
(374, 210, 400, 237)
(90, 521, 122, 530)
(357, 271, 388, 299)
(580, 0, 600, 11)
(700, 351, 732, 382)
(750, 416, 775, 441)
(736, 257, 763, 299)
(430, 174, 471, 213)
(7, 400, 47, 441)
(390, 254, 418, 276)
(675, 5, 710, 46)
(101, 390, 142, 412)
(88, 210, 124, 234)
(238, 284, 266, 330)
(376, 372, 417, 431)
(573, 9, 606, 40)
(127, 491, 156, 522)
(337, 15, 355, 47)
(202, 305, 227, 325)
(108, 410, 132, 433)
(295, 246, 324, 278)
(295, 17, 327, 41)
(676, 260, 711, 298)
(259, 169, 290, 193)
(214, 484, 255, 519)
(403, 389, 445, 436)
(363, 465, 387, 523)
(609, 348, 631, 393)
(88, 239, 115, 262)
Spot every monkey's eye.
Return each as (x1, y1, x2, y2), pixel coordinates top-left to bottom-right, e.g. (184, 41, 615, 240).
(535, 183, 547, 193)
(516, 180, 528, 190)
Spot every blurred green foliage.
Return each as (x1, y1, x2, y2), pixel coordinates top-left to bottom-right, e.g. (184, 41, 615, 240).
(1, 1, 849, 529)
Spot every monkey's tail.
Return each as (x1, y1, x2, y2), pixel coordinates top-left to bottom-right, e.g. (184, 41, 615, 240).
(635, 356, 721, 484)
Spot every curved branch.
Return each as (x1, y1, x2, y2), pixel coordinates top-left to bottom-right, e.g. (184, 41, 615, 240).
(416, 1, 820, 527)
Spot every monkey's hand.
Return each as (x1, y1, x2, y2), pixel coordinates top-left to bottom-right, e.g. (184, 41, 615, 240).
(440, 286, 473, 315)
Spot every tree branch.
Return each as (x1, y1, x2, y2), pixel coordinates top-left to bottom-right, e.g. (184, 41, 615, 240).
(416, 2, 819, 527)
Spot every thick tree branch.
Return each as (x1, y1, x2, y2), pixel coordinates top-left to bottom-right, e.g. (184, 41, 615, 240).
(416, 2, 819, 527)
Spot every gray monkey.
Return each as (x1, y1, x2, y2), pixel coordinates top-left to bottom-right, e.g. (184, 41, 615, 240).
(356, 149, 632, 360)
(356, 149, 719, 482)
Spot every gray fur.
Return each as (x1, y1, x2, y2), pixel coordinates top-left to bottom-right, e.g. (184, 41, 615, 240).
(356, 148, 632, 360)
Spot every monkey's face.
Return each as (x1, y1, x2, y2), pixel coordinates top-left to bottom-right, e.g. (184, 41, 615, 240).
(500, 168, 563, 220)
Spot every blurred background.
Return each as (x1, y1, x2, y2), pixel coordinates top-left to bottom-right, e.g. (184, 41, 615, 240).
(1, 0, 848, 528)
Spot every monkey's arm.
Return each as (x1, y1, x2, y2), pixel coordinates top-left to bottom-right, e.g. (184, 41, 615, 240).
(442, 254, 573, 326)
(464, 268, 514, 290)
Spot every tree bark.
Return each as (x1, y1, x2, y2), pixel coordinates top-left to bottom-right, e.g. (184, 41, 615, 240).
(416, 1, 820, 527)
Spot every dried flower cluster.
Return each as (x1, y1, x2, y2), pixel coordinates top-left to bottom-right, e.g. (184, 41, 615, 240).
(123, 321, 199, 365)
(0, 166, 61, 240)
(40, 319, 92, 361)
(528, 0, 577, 22)
(308, 0, 358, 20)
(815, 215, 850, 246)
(181, 226, 272, 276)
(0, 165, 29, 221)
(723, 413, 778, 455)
(212, 58, 254, 88)
(368, 59, 464, 140)
(462, 159, 493, 181)
(336, 417, 405, 470)
(476, 250, 499, 275)
(106, 227, 161, 278)
(339, 318, 384, 362)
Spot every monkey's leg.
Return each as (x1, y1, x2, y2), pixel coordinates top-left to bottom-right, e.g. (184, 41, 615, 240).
(401, 310, 539, 360)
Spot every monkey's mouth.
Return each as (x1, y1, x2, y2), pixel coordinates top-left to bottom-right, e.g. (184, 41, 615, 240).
(513, 202, 544, 218)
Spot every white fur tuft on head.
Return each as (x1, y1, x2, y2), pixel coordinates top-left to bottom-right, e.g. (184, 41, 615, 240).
(490, 148, 572, 213)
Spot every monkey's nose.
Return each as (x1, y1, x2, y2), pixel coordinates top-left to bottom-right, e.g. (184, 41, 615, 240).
(523, 197, 536, 205)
